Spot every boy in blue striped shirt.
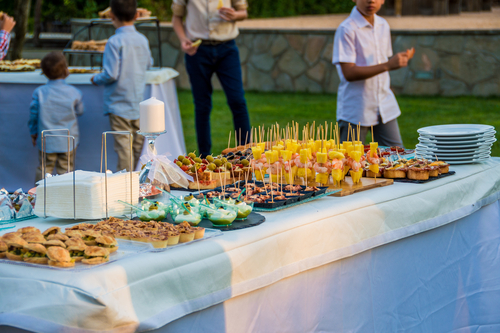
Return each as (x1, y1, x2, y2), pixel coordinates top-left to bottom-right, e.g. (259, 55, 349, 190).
(29, 52, 84, 182)
(91, 0, 152, 171)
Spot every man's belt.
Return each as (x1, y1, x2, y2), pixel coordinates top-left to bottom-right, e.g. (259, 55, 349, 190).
(200, 39, 231, 46)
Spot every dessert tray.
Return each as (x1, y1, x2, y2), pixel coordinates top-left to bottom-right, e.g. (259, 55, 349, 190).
(0, 238, 152, 271)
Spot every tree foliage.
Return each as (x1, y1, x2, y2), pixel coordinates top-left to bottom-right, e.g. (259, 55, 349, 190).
(0, 0, 354, 26)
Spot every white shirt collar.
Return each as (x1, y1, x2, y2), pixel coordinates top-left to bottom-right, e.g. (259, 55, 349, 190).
(350, 6, 382, 29)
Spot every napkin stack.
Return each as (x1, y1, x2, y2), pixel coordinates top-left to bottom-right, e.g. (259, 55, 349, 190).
(34, 171, 139, 219)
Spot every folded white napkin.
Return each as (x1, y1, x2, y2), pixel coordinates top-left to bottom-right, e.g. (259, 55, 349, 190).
(34, 171, 139, 219)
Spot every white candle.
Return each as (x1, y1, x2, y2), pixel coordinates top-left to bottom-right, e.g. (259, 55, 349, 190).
(139, 97, 165, 133)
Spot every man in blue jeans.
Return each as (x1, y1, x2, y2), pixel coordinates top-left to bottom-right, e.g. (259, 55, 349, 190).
(172, 0, 251, 157)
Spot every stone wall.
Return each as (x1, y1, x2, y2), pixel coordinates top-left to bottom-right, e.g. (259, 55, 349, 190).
(71, 20, 500, 96)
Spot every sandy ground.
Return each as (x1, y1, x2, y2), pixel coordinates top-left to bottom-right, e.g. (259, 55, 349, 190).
(238, 7, 500, 30)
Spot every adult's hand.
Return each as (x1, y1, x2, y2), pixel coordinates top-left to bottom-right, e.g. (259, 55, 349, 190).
(31, 134, 37, 147)
(0, 14, 16, 33)
(90, 76, 98, 86)
(219, 7, 247, 21)
(219, 7, 238, 21)
(181, 39, 198, 56)
(387, 52, 409, 70)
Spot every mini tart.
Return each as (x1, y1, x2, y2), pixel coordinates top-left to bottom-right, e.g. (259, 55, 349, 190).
(115, 234, 131, 240)
(179, 230, 195, 243)
(130, 234, 149, 242)
(383, 169, 406, 179)
(167, 233, 180, 246)
(407, 167, 430, 181)
(148, 237, 168, 249)
(194, 227, 205, 240)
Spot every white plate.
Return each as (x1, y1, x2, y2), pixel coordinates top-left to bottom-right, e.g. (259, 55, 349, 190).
(416, 143, 490, 152)
(418, 152, 490, 161)
(446, 157, 491, 165)
(418, 136, 496, 145)
(418, 130, 496, 141)
(415, 149, 491, 157)
(418, 124, 495, 136)
(418, 139, 496, 149)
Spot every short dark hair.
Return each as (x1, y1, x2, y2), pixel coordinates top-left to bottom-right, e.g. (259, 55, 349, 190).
(111, 0, 137, 22)
(41, 52, 67, 80)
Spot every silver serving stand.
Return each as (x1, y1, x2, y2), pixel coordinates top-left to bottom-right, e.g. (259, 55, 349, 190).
(41, 129, 76, 219)
(100, 131, 135, 219)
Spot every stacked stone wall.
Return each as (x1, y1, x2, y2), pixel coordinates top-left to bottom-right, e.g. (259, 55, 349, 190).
(71, 20, 500, 96)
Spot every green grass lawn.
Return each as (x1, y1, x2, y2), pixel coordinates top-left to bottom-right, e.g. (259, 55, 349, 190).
(178, 90, 500, 156)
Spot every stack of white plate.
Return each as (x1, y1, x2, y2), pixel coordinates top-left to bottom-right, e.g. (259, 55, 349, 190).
(416, 124, 496, 165)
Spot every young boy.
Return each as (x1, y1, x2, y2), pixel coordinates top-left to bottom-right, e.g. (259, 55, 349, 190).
(333, 0, 410, 147)
(0, 12, 16, 60)
(172, 0, 251, 157)
(91, 0, 152, 171)
(29, 52, 84, 182)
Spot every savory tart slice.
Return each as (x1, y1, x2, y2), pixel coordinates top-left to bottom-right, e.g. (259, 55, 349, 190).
(23, 244, 48, 264)
(47, 246, 74, 268)
(82, 246, 109, 265)
(6, 237, 28, 261)
(95, 235, 118, 253)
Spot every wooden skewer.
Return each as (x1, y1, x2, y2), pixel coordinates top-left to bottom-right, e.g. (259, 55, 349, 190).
(371, 125, 374, 143)
(227, 131, 231, 150)
(218, 171, 224, 199)
(195, 165, 201, 194)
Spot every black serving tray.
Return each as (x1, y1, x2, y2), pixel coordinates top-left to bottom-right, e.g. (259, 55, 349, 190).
(393, 171, 456, 184)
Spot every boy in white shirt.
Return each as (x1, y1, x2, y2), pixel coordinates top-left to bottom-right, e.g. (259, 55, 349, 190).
(333, 0, 413, 146)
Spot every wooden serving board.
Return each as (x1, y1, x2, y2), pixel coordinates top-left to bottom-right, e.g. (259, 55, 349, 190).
(294, 177, 394, 197)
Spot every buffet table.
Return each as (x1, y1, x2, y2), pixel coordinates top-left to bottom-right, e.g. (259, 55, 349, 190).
(0, 68, 186, 192)
(1, 159, 500, 332)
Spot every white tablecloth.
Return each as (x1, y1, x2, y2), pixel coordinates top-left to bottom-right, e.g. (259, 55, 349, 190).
(0, 159, 499, 332)
(0, 68, 186, 192)
(158, 200, 500, 333)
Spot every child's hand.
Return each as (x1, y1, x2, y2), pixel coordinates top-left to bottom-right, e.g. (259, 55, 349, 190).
(388, 52, 409, 70)
(31, 134, 37, 147)
(181, 39, 198, 56)
(0, 14, 16, 33)
(90, 76, 98, 86)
